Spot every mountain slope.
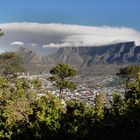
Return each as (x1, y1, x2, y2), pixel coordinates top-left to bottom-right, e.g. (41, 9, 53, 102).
(46, 42, 140, 68)
(16, 42, 140, 74)
(16, 47, 47, 74)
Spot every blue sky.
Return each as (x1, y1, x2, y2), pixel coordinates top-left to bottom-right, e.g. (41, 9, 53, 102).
(0, 0, 140, 31)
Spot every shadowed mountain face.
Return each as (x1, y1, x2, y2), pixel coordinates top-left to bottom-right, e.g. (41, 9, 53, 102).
(46, 41, 140, 68)
(16, 42, 140, 74)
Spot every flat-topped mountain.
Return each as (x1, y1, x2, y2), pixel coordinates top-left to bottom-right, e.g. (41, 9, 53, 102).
(16, 42, 140, 74)
(46, 41, 140, 68)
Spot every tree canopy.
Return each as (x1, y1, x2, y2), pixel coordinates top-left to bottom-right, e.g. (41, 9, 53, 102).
(0, 54, 140, 139)
(0, 29, 4, 37)
(117, 65, 140, 79)
(0, 52, 25, 79)
(48, 64, 76, 99)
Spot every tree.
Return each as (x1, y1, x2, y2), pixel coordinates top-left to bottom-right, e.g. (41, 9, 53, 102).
(117, 65, 140, 80)
(115, 66, 140, 139)
(0, 52, 25, 79)
(0, 77, 38, 139)
(94, 93, 104, 120)
(24, 93, 63, 139)
(124, 75, 140, 108)
(117, 66, 140, 108)
(32, 78, 43, 90)
(60, 100, 93, 139)
(111, 92, 124, 116)
(0, 29, 4, 37)
(48, 64, 76, 99)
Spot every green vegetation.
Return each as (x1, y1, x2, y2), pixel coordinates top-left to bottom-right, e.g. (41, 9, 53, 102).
(0, 53, 140, 140)
(48, 64, 76, 99)
(0, 29, 4, 37)
(117, 65, 140, 79)
(0, 52, 25, 79)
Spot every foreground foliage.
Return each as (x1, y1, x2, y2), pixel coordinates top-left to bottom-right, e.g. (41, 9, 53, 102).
(0, 52, 25, 79)
(0, 65, 140, 139)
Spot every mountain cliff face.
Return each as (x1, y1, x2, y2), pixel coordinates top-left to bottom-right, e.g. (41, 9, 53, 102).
(46, 42, 140, 68)
(17, 47, 45, 65)
(16, 47, 47, 74)
(16, 42, 140, 74)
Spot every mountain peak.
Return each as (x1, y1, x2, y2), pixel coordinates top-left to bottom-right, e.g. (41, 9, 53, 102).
(46, 41, 139, 67)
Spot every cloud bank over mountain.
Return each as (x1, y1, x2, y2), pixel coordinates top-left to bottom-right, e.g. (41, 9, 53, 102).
(0, 22, 140, 54)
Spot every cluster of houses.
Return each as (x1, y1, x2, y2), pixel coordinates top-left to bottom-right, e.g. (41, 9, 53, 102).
(18, 73, 125, 106)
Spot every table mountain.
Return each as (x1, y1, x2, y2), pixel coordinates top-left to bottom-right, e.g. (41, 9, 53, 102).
(16, 42, 140, 74)
(46, 41, 140, 68)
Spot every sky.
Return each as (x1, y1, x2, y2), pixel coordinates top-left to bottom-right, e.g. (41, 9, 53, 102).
(0, 0, 140, 55)
(0, 0, 140, 30)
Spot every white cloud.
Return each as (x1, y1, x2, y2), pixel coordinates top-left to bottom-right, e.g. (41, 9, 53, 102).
(10, 41, 24, 46)
(1, 22, 140, 52)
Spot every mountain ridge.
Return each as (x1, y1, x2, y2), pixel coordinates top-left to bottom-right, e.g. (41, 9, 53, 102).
(46, 41, 140, 68)
(16, 41, 140, 74)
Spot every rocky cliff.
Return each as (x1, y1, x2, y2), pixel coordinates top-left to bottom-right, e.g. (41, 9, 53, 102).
(46, 42, 140, 68)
